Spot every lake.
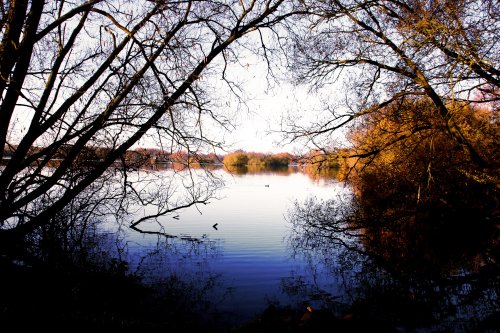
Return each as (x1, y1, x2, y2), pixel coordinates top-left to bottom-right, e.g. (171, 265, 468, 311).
(103, 165, 499, 331)
(111, 166, 347, 322)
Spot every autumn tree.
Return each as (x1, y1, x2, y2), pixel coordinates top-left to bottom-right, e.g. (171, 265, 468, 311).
(282, 0, 498, 169)
(348, 97, 498, 211)
(223, 151, 249, 166)
(0, 0, 294, 244)
(279, 0, 498, 212)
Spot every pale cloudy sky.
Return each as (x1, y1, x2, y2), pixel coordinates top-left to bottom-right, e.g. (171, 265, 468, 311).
(207, 54, 328, 155)
(223, 81, 298, 153)
(217, 73, 346, 154)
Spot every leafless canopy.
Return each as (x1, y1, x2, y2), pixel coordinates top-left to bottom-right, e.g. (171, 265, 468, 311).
(0, 0, 294, 238)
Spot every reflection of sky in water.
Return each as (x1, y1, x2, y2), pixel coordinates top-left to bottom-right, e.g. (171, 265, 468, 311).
(117, 169, 351, 322)
(100, 168, 499, 330)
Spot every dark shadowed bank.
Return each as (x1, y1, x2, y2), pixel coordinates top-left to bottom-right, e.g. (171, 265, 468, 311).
(0, 250, 398, 332)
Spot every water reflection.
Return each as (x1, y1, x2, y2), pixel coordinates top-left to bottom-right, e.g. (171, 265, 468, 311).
(285, 196, 500, 332)
(222, 164, 342, 182)
(4, 164, 498, 331)
(224, 164, 296, 176)
(298, 165, 341, 181)
(126, 233, 230, 324)
(124, 169, 346, 326)
(146, 162, 341, 180)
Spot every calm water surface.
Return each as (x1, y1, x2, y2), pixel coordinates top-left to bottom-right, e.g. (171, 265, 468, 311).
(105, 166, 498, 331)
(117, 167, 349, 322)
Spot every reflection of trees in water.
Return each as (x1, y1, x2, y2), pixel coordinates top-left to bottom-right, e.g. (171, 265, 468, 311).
(127, 234, 229, 323)
(0, 165, 223, 259)
(299, 165, 340, 182)
(149, 162, 222, 172)
(285, 195, 500, 332)
(1, 204, 229, 330)
(143, 162, 344, 182)
(223, 164, 297, 176)
(223, 164, 343, 180)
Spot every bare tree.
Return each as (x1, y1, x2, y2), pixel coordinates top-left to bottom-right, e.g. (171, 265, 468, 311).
(0, 0, 295, 241)
(282, 0, 499, 168)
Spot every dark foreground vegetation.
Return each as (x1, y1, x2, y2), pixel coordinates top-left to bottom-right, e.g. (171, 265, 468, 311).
(0, 239, 405, 332)
(0, 263, 427, 332)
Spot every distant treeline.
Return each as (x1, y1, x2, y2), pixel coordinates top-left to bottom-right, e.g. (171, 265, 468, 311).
(222, 150, 350, 169)
(222, 151, 293, 167)
(3, 144, 349, 170)
(2, 144, 223, 166)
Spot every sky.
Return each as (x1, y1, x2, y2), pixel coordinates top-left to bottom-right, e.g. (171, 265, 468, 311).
(202, 32, 350, 156)
(202, 54, 329, 155)
(223, 81, 299, 154)
(215, 78, 346, 155)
